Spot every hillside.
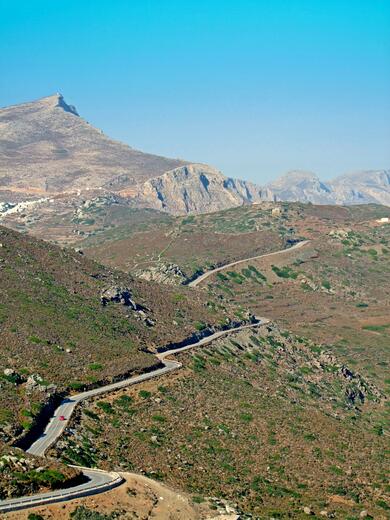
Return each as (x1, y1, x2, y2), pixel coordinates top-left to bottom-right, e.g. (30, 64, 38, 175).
(35, 202, 388, 518)
(77, 201, 389, 283)
(1, 95, 388, 249)
(51, 317, 388, 518)
(0, 225, 238, 447)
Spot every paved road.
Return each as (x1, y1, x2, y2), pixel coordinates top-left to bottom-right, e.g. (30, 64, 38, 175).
(0, 467, 124, 513)
(1, 320, 266, 513)
(188, 240, 310, 287)
(27, 360, 181, 458)
(2, 239, 307, 512)
(28, 321, 268, 458)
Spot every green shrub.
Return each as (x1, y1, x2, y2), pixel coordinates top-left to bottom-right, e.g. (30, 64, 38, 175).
(88, 363, 103, 371)
(70, 506, 117, 519)
(194, 321, 207, 331)
(271, 265, 297, 279)
(152, 414, 166, 423)
(240, 412, 253, 422)
(96, 401, 113, 414)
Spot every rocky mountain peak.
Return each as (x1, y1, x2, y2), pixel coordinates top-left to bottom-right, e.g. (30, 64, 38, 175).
(268, 170, 320, 187)
(30, 93, 79, 116)
(54, 93, 79, 116)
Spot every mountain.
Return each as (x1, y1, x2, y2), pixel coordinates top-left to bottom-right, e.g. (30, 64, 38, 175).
(264, 170, 334, 204)
(136, 163, 265, 214)
(0, 93, 185, 194)
(265, 170, 390, 206)
(0, 94, 388, 223)
(330, 170, 390, 205)
(0, 94, 263, 213)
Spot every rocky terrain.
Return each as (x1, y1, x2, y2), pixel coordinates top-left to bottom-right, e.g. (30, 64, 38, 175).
(0, 93, 185, 195)
(49, 324, 387, 518)
(0, 202, 389, 517)
(0, 443, 81, 501)
(0, 225, 239, 450)
(78, 201, 388, 283)
(0, 93, 389, 517)
(0, 93, 266, 222)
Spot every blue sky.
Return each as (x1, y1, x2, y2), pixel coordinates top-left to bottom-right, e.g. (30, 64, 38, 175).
(1, 0, 389, 183)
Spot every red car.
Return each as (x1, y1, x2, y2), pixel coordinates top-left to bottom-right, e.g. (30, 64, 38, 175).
(59, 415, 66, 421)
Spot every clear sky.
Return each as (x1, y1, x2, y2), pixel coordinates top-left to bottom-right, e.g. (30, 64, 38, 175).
(1, 0, 389, 183)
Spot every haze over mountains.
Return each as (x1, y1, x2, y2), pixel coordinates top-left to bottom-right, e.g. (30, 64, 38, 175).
(0, 94, 389, 216)
(266, 169, 390, 207)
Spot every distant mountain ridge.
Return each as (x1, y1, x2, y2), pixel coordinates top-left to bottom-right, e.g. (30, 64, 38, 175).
(0, 94, 389, 214)
(264, 169, 390, 207)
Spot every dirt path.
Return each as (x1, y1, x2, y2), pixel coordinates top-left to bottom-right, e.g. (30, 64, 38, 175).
(3, 472, 229, 519)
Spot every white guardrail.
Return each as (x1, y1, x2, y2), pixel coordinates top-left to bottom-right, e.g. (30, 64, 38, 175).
(0, 469, 124, 513)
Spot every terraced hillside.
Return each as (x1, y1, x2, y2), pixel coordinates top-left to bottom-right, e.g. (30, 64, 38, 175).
(1, 202, 389, 517)
(201, 210, 390, 394)
(79, 201, 388, 281)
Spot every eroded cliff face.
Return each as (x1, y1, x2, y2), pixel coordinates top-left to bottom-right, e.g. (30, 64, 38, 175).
(329, 170, 390, 206)
(135, 164, 265, 214)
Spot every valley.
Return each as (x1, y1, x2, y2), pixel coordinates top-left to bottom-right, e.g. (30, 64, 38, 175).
(0, 94, 388, 519)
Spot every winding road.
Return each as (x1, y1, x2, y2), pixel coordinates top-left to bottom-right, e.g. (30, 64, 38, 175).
(0, 240, 309, 514)
(0, 322, 268, 513)
(188, 240, 310, 287)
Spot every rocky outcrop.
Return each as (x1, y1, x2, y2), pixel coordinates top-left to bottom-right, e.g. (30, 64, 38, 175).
(135, 163, 264, 215)
(0, 447, 82, 500)
(135, 263, 187, 285)
(100, 286, 155, 326)
(100, 286, 138, 308)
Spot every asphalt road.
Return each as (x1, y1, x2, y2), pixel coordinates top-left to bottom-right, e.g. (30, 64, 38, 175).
(188, 240, 310, 287)
(0, 322, 267, 512)
(27, 360, 181, 458)
(0, 467, 124, 513)
(28, 321, 267, 458)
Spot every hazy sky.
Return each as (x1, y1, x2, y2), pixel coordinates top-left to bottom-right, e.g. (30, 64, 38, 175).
(1, 0, 389, 183)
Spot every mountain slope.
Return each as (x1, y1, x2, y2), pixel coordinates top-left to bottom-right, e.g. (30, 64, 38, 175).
(0, 225, 237, 445)
(0, 94, 388, 226)
(0, 94, 186, 195)
(265, 170, 390, 206)
(330, 170, 390, 205)
(135, 163, 265, 213)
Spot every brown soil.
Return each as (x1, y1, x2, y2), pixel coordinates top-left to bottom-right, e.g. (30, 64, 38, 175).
(3, 472, 225, 520)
